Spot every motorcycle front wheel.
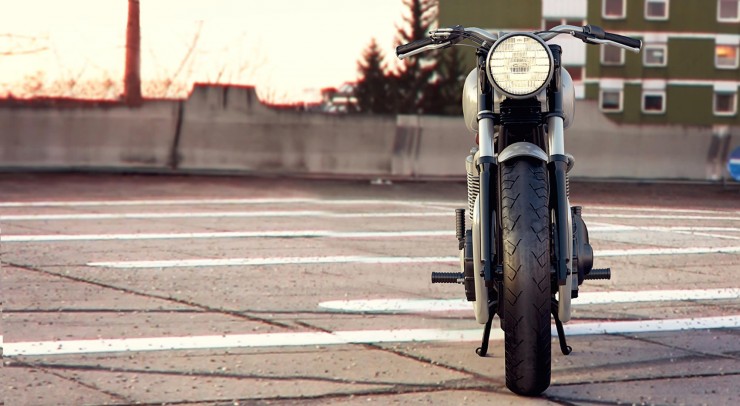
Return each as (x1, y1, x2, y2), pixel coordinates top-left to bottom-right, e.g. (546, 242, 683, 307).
(500, 157, 552, 396)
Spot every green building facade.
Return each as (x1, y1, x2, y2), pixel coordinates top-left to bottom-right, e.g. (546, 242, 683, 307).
(438, 0, 740, 127)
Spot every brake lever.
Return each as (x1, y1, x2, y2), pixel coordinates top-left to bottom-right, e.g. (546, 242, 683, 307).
(431, 25, 465, 41)
(398, 42, 451, 60)
(571, 31, 640, 53)
(571, 31, 591, 43)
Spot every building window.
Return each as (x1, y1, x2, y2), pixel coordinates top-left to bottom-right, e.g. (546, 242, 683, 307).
(714, 92, 738, 115)
(601, 46, 625, 65)
(645, 0, 669, 20)
(643, 44, 668, 66)
(544, 19, 561, 30)
(718, 0, 740, 22)
(603, 0, 626, 19)
(642, 91, 666, 114)
(543, 18, 585, 30)
(716, 44, 739, 68)
(566, 67, 583, 81)
(600, 90, 623, 112)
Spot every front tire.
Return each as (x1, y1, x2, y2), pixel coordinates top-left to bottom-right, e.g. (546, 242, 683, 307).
(500, 158, 551, 396)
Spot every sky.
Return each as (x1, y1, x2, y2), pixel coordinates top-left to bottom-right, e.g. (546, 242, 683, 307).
(0, 0, 408, 103)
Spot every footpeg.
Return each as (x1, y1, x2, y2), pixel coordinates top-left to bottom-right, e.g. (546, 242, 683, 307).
(431, 272, 464, 284)
(585, 268, 611, 280)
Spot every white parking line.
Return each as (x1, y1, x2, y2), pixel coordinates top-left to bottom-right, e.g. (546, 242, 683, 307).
(588, 223, 740, 233)
(597, 246, 740, 256)
(0, 211, 451, 221)
(670, 230, 740, 241)
(588, 206, 740, 216)
(586, 214, 740, 221)
(4, 315, 738, 357)
(1, 230, 455, 243)
(1, 199, 735, 215)
(88, 256, 458, 268)
(3, 211, 737, 222)
(587, 223, 740, 241)
(0, 198, 456, 208)
(88, 246, 740, 269)
(318, 288, 740, 313)
(5, 225, 738, 243)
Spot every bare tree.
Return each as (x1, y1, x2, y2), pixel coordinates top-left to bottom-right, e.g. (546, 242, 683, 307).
(0, 33, 49, 56)
(124, 0, 142, 106)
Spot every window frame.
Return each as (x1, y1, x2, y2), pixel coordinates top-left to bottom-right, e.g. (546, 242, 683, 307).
(645, 0, 670, 20)
(713, 91, 738, 116)
(641, 90, 667, 114)
(599, 89, 624, 113)
(542, 18, 585, 31)
(643, 44, 668, 67)
(718, 0, 740, 22)
(601, 45, 626, 65)
(603, 0, 627, 19)
(715, 44, 740, 69)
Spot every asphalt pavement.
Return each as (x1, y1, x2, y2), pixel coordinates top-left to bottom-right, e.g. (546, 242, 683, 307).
(1, 173, 739, 405)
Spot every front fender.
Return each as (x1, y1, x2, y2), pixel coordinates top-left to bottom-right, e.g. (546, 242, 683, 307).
(497, 142, 548, 164)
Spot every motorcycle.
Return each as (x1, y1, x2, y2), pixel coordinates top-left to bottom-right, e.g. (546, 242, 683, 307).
(396, 25, 641, 396)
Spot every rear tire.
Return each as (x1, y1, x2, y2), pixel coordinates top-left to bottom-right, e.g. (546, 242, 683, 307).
(500, 158, 551, 396)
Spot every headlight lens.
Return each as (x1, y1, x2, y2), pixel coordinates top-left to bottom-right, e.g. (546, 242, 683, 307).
(487, 34, 553, 98)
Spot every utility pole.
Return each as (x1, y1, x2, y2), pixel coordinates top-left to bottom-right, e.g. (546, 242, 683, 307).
(123, 0, 142, 106)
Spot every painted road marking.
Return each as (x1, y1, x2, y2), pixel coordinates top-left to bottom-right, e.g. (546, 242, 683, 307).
(3, 211, 737, 222)
(7, 225, 738, 243)
(588, 206, 740, 215)
(596, 246, 740, 256)
(0, 198, 460, 208)
(5, 223, 738, 243)
(1, 230, 455, 242)
(668, 230, 740, 241)
(88, 256, 458, 269)
(588, 222, 740, 233)
(318, 288, 740, 313)
(88, 246, 740, 269)
(4, 315, 738, 357)
(1, 198, 736, 215)
(0, 211, 451, 221)
(587, 223, 740, 241)
(586, 214, 740, 221)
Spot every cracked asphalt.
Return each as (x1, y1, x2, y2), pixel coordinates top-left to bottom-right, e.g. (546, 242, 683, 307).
(1, 173, 739, 405)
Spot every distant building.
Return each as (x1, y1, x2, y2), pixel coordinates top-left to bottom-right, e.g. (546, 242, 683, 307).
(438, 0, 739, 127)
(438, 0, 588, 98)
(321, 83, 358, 114)
(585, 0, 738, 127)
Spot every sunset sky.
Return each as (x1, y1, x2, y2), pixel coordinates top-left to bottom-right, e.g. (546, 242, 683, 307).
(0, 0, 408, 103)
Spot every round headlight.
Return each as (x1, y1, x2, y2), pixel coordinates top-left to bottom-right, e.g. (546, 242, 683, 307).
(487, 33, 553, 99)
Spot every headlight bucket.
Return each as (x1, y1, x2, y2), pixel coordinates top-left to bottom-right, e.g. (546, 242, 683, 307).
(486, 33, 554, 99)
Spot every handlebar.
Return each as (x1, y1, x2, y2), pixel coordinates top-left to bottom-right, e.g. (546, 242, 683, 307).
(577, 24, 642, 51)
(395, 24, 642, 60)
(396, 37, 435, 56)
(604, 32, 642, 50)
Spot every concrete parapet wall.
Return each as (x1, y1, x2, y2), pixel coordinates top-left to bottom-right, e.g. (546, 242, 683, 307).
(565, 102, 736, 181)
(398, 102, 739, 181)
(176, 86, 397, 175)
(0, 85, 737, 181)
(0, 101, 178, 169)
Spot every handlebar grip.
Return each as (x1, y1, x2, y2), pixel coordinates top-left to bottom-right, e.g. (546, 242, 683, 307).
(604, 32, 642, 50)
(396, 37, 434, 57)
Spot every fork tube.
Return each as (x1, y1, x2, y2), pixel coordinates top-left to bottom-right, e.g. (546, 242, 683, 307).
(548, 45, 569, 286)
(478, 122, 495, 283)
(548, 116, 564, 155)
(477, 51, 496, 283)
